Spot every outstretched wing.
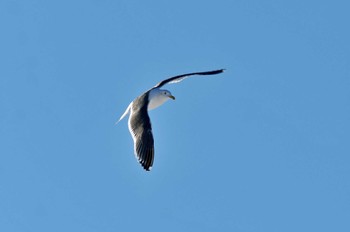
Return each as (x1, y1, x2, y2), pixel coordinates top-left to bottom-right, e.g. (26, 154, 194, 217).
(153, 69, 224, 88)
(128, 92, 154, 171)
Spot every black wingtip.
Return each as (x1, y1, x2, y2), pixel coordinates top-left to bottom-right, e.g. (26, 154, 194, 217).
(140, 160, 152, 171)
(143, 165, 152, 171)
(200, 69, 225, 75)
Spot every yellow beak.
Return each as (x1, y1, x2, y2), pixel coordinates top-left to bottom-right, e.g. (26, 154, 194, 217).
(169, 95, 175, 100)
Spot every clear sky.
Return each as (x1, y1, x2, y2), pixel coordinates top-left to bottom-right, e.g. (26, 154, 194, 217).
(1, 0, 349, 231)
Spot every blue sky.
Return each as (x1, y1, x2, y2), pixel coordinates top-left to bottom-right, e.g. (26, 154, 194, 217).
(1, 0, 349, 231)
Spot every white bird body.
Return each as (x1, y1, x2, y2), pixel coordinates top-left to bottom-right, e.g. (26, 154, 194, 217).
(116, 88, 173, 124)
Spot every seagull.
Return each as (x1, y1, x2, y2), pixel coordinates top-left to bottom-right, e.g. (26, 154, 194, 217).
(117, 69, 224, 171)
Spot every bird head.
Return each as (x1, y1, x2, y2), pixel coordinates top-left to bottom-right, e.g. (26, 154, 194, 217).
(162, 90, 175, 100)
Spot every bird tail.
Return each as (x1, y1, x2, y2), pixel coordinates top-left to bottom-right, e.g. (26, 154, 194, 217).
(115, 102, 132, 125)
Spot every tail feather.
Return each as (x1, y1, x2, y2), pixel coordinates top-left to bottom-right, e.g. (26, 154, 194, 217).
(115, 102, 132, 125)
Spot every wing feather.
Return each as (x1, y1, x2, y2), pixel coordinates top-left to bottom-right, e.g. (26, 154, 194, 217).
(128, 92, 154, 171)
(153, 69, 224, 88)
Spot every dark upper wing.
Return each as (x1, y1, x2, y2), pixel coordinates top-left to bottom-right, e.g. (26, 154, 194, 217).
(153, 69, 224, 88)
(128, 92, 154, 171)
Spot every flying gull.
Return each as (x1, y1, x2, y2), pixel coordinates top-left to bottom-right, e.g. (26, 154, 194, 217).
(117, 69, 224, 171)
